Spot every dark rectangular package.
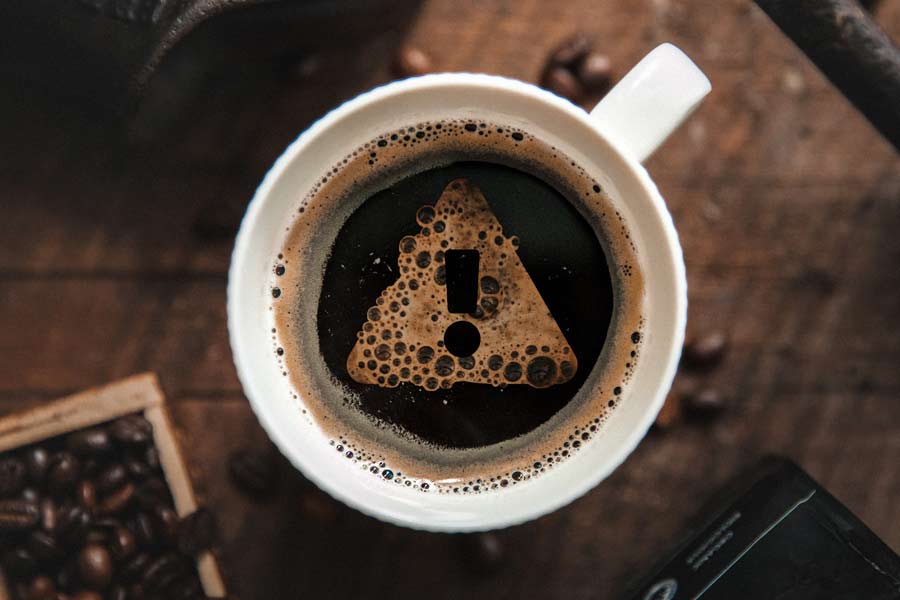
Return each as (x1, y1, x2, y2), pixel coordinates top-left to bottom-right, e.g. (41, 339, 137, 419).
(623, 458, 900, 600)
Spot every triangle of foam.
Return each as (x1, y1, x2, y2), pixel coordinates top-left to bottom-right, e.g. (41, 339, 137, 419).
(346, 178, 577, 390)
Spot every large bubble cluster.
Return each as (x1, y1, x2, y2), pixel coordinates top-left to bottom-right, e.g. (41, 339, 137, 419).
(346, 178, 577, 390)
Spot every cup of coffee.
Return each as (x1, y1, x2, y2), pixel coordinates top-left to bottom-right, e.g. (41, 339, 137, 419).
(228, 43, 710, 531)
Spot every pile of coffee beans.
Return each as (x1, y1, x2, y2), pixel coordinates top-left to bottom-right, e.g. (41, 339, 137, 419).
(540, 33, 613, 104)
(0, 415, 218, 600)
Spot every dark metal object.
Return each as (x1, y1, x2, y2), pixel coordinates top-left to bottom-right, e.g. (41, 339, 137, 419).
(1, 0, 412, 114)
(754, 0, 900, 150)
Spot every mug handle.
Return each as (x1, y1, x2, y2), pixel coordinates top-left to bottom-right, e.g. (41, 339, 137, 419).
(589, 43, 711, 164)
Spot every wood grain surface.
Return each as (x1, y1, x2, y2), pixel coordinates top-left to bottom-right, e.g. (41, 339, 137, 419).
(1, 0, 898, 598)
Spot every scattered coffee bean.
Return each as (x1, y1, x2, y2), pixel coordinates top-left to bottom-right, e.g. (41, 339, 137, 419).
(78, 543, 113, 590)
(653, 391, 682, 430)
(541, 66, 585, 102)
(461, 532, 506, 575)
(548, 33, 592, 68)
(228, 447, 279, 498)
(577, 52, 612, 90)
(0, 457, 27, 497)
(76, 480, 97, 510)
(73, 591, 104, 600)
(24, 448, 50, 484)
(26, 574, 56, 600)
(47, 452, 80, 494)
(684, 388, 726, 420)
(177, 508, 217, 555)
(299, 490, 339, 522)
(109, 415, 152, 446)
(0, 499, 40, 531)
(392, 46, 433, 77)
(66, 428, 112, 456)
(683, 332, 729, 370)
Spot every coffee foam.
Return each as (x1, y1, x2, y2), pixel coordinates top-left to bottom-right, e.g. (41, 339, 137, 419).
(345, 178, 578, 391)
(271, 119, 644, 493)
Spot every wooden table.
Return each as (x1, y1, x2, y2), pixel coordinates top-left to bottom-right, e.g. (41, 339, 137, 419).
(1, 1, 898, 598)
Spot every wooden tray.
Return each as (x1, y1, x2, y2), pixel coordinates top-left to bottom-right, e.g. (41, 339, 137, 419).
(0, 373, 226, 599)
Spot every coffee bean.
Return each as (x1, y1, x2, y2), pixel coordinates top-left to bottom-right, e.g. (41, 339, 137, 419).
(2, 547, 38, 577)
(541, 66, 584, 103)
(548, 33, 592, 68)
(73, 591, 104, 600)
(228, 448, 279, 498)
(95, 464, 128, 494)
(39, 498, 57, 532)
(125, 456, 152, 480)
(109, 526, 137, 562)
(131, 512, 157, 548)
(47, 453, 80, 494)
(107, 585, 127, 600)
(577, 52, 612, 90)
(77, 543, 112, 590)
(20, 487, 40, 503)
(57, 505, 91, 545)
(653, 391, 682, 431)
(144, 446, 161, 471)
(55, 557, 79, 591)
(109, 416, 152, 446)
(24, 447, 50, 484)
(461, 532, 505, 575)
(120, 553, 151, 583)
(169, 574, 204, 599)
(0, 499, 40, 531)
(134, 477, 168, 509)
(99, 483, 135, 516)
(177, 508, 216, 555)
(684, 388, 726, 419)
(25, 574, 56, 600)
(392, 46, 432, 77)
(0, 457, 27, 497)
(153, 505, 180, 543)
(141, 553, 189, 593)
(683, 332, 728, 370)
(300, 490, 339, 522)
(66, 428, 112, 457)
(26, 530, 62, 562)
(76, 480, 97, 510)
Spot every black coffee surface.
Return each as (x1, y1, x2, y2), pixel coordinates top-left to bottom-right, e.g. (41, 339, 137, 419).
(317, 162, 613, 449)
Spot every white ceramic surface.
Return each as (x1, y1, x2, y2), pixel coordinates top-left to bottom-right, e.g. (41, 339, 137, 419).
(228, 43, 710, 531)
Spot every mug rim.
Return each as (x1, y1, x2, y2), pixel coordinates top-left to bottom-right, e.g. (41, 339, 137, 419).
(228, 72, 687, 531)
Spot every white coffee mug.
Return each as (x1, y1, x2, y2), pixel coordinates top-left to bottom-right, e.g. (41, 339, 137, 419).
(228, 43, 710, 531)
